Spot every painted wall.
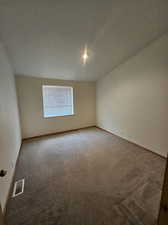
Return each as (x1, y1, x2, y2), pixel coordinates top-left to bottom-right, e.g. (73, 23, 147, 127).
(16, 76, 96, 138)
(0, 42, 21, 211)
(97, 34, 168, 157)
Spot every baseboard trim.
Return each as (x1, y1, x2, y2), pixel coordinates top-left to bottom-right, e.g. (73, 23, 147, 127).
(96, 126, 166, 160)
(3, 141, 23, 217)
(22, 126, 96, 141)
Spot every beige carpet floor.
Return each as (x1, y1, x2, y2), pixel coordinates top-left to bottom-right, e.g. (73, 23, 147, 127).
(6, 127, 166, 225)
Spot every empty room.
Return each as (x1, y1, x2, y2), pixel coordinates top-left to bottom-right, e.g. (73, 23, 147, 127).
(0, 1, 168, 225)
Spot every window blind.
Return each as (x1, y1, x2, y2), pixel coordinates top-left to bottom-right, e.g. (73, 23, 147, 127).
(42, 85, 74, 117)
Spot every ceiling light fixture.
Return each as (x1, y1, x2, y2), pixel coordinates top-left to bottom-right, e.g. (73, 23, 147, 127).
(83, 52, 88, 60)
(82, 45, 88, 64)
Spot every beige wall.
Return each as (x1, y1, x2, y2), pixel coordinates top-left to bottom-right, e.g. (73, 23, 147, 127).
(16, 76, 96, 138)
(97, 34, 168, 157)
(0, 42, 21, 211)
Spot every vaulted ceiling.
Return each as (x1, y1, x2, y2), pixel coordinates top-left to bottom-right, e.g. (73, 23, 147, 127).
(0, 0, 168, 81)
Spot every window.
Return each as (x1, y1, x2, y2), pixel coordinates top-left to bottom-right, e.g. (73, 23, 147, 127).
(42, 85, 74, 118)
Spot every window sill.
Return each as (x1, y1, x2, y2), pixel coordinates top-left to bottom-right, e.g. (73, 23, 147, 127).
(43, 114, 75, 119)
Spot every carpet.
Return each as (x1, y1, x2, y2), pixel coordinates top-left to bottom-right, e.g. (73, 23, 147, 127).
(6, 127, 166, 225)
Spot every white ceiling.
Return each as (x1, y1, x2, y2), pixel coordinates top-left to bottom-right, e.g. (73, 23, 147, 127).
(0, 0, 168, 81)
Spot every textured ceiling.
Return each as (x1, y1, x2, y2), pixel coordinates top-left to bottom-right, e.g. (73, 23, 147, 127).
(0, 0, 168, 81)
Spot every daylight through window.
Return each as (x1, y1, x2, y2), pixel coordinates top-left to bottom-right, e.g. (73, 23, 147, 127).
(42, 85, 74, 118)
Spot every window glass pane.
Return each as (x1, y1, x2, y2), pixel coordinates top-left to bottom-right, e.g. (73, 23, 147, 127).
(42, 85, 74, 117)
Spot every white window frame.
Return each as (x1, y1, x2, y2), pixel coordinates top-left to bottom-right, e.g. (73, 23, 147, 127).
(42, 85, 74, 118)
